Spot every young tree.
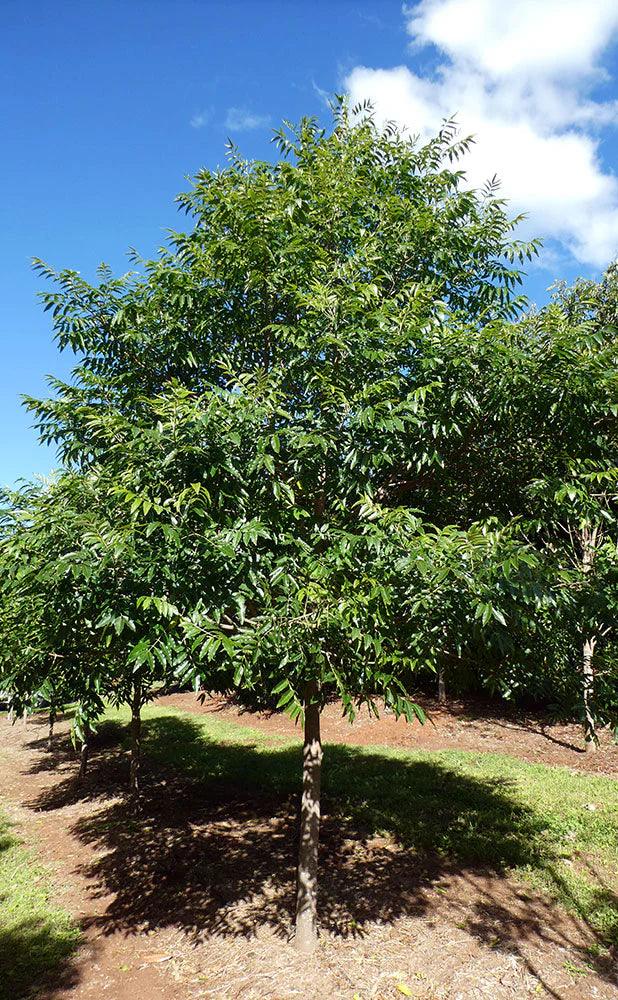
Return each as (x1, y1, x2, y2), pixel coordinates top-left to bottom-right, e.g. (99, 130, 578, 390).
(0, 468, 200, 791)
(0, 475, 109, 731)
(523, 272, 618, 749)
(528, 469, 617, 749)
(28, 104, 543, 949)
(168, 109, 541, 951)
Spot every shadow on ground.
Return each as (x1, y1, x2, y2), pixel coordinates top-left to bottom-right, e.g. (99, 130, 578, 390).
(24, 712, 618, 999)
(0, 816, 82, 1000)
(0, 920, 81, 1000)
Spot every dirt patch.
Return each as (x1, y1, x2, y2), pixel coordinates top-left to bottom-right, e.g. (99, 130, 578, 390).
(0, 708, 616, 1000)
(0, 719, 185, 1000)
(158, 692, 618, 776)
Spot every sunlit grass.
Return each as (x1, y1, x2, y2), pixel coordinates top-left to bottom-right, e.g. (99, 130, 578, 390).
(0, 807, 79, 999)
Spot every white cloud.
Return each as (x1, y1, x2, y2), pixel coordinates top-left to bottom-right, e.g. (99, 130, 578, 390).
(346, 0, 618, 267)
(190, 110, 211, 129)
(224, 107, 271, 132)
(407, 0, 618, 79)
(312, 79, 332, 109)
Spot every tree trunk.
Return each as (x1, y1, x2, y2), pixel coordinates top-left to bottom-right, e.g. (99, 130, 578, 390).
(437, 666, 446, 704)
(78, 723, 90, 781)
(48, 706, 56, 751)
(583, 635, 598, 751)
(294, 680, 323, 954)
(130, 685, 142, 795)
(581, 525, 599, 752)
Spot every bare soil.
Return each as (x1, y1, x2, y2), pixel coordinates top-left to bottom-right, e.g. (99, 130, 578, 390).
(0, 698, 616, 1000)
(159, 692, 618, 775)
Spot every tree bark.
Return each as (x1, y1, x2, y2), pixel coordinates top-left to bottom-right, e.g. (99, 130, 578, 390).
(78, 723, 90, 781)
(583, 635, 598, 751)
(294, 680, 322, 954)
(581, 525, 599, 752)
(130, 684, 142, 795)
(437, 666, 446, 704)
(47, 706, 56, 751)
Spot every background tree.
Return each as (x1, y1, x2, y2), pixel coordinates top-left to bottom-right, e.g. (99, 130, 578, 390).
(0, 475, 109, 729)
(522, 273, 618, 749)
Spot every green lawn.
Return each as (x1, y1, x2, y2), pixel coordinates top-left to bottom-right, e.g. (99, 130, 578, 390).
(105, 702, 618, 947)
(0, 807, 80, 1000)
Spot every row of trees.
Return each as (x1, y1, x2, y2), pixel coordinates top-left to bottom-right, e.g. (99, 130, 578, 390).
(1, 104, 616, 952)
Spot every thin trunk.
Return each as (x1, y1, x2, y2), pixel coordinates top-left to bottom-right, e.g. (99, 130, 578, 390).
(581, 525, 599, 751)
(47, 706, 56, 751)
(437, 666, 446, 705)
(295, 680, 322, 954)
(78, 723, 90, 781)
(583, 635, 598, 751)
(130, 684, 142, 795)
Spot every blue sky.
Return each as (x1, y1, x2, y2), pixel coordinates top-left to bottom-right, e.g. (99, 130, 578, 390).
(2, 0, 618, 485)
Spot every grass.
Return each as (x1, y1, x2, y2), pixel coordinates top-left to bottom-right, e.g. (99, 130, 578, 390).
(103, 702, 618, 946)
(0, 807, 80, 1000)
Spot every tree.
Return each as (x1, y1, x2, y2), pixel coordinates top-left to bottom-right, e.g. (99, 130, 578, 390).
(0, 465, 202, 792)
(0, 475, 109, 731)
(522, 272, 618, 748)
(166, 108, 540, 950)
(27, 103, 542, 950)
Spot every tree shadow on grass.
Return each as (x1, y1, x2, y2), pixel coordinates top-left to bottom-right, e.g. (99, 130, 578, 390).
(26, 712, 618, 997)
(0, 921, 80, 1000)
(0, 819, 81, 1000)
